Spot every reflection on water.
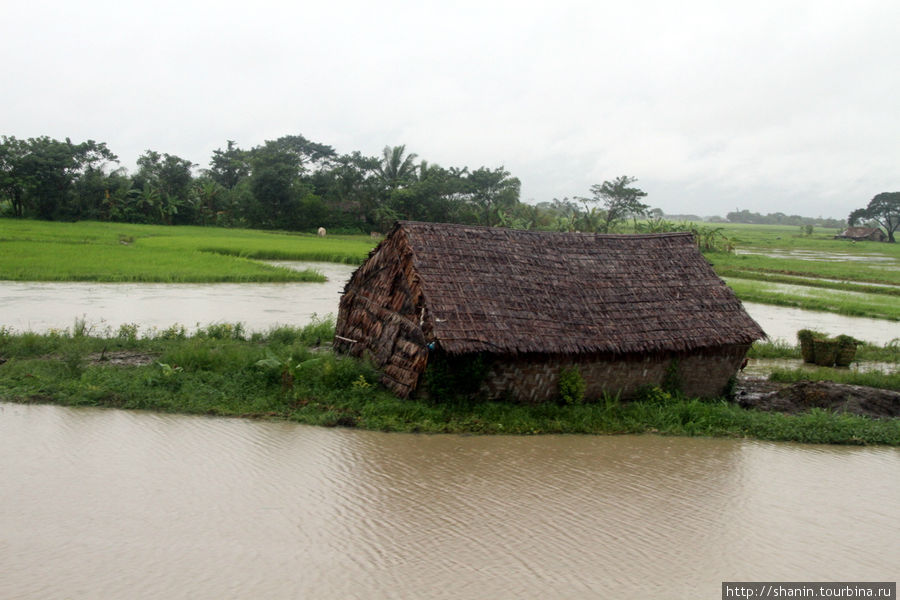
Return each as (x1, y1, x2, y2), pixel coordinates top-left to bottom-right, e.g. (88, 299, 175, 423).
(1, 402, 897, 599)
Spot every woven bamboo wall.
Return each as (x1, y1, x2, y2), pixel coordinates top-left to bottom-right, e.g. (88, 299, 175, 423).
(477, 345, 750, 403)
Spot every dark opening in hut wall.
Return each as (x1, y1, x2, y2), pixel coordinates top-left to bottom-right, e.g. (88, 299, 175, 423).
(335, 221, 766, 401)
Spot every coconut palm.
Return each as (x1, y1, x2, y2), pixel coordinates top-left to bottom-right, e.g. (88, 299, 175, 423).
(377, 145, 418, 190)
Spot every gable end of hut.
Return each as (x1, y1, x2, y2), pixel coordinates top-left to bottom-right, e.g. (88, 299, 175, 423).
(333, 228, 430, 397)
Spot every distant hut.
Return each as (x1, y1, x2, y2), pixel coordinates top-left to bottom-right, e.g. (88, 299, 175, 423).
(334, 221, 766, 402)
(834, 227, 886, 242)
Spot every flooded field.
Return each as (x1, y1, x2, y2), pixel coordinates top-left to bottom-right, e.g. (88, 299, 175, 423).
(1, 261, 897, 345)
(1, 402, 897, 599)
(0, 262, 356, 335)
(735, 248, 899, 266)
(742, 302, 898, 345)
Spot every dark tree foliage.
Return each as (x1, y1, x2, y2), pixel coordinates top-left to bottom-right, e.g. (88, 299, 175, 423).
(727, 209, 845, 229)
(0, 132, 710, 235)
(207, 140, 250, 189)
(848, 192, 900, 242)
(0, 136, 117, 220)
(580, 175, 649, 233)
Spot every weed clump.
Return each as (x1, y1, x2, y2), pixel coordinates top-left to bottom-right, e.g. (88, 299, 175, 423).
(558, 367, 586, 405)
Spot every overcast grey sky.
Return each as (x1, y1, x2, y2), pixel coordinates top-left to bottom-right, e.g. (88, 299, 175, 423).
(2, 0, 897, 219)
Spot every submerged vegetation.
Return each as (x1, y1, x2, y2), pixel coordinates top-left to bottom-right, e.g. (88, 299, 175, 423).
(0, 321, 896, 446)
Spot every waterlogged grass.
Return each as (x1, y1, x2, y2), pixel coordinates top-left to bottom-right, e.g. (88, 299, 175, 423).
(0, 324, 896, 446)
(707, 224, 900, 285)
(704, 224, 900, 320)
(724, 277, 900, 321)
(0, 219, 376, 282)
(711, 253, 900, 287)
(715, 268, 900, 297)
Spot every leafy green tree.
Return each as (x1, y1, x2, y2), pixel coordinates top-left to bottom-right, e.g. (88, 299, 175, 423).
(583, 175, 648, 233)
(191, 177, 227, 225)
(465, 166, 521, 226)
(134, 150, 196, 224)
(0, 136, 30, 217)
(135, 151, 195, 201)
(310, 151, 381, 230)
(95, 167, 134, 222)
(207, 140, 250, 189)
(849, 192, 900, 242)
(538, 198, 581, 231)
(382, 161, 470, 225)
(247, 135, 333, 229)
(1, 136, 117, 219)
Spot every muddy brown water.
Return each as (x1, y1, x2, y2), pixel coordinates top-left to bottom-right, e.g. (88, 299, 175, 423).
(0, 262, 897, 345)
(0, 262, 355, 335)
(1, 402, 897, 599)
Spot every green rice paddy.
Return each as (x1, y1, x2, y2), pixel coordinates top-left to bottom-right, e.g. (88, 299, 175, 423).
(0, 219, 375, 282)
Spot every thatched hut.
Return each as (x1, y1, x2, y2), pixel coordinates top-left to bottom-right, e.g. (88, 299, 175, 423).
(834, 227, 886, 242)
(334, 221, 766, 402)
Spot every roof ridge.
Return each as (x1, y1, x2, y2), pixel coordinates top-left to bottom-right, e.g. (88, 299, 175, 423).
(396, 220, 694, 239)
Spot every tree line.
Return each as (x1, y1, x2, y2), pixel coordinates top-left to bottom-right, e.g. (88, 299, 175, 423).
(0, 134, 529, 232)
(6, 132, 885, 237)
(724, 209, 845, 229)
(0, 134, 668, 234)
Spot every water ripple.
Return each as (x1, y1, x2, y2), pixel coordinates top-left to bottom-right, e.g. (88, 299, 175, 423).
(1, 404, 898, 599)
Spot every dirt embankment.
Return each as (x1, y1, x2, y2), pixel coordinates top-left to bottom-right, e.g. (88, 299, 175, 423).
(736, 377, 900, 419)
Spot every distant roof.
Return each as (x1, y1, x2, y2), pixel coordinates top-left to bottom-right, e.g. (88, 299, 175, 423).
(391, 221, 765, 355)
(838, 227, 884, 238)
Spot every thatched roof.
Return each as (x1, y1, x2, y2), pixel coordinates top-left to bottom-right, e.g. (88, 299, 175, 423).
(836, 227, 885, 240)
(384, 221, 765, 355)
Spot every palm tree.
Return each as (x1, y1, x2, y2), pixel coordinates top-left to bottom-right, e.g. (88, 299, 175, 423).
(377, 145, 418, 190)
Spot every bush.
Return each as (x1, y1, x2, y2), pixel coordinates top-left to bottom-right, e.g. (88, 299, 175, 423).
(196, 322, 245, 341)
(558, 366, 586, 405)
(662, 358, 682, 395)
(635, 385, 676, 405)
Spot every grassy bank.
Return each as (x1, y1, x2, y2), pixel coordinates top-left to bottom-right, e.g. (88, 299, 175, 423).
(0, 219, 375, 282)
(1, 323, 897, 445)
